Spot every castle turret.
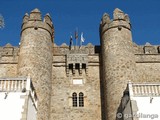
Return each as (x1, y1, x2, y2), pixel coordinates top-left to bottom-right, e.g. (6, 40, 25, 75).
(100, 8, 136, 120)
(18, 8, 54, 120)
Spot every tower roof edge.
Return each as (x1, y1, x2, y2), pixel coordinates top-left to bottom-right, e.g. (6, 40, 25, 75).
(31, 8, 41, 13)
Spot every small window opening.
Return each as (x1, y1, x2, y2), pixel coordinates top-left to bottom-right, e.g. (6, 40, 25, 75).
(69, 64, 73, 69)
(82, 63, 86, 69)
(79, 92, 84, 107)
(75, 63, 79, 69)
(72, 92, 77, 107)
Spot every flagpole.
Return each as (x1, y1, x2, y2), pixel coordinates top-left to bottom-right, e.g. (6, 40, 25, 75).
(75, 28, 78, 50)
(76, 35, 77, 47)
(80, 39, 82, 48)
(76, 28, 78, 47)
(69, 31, 74, 50)
(80, 32, 82, 48)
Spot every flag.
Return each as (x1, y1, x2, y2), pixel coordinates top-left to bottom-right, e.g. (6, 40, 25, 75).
(70, 35, 73, 46)
(69, 35, 73, 50)
(81, 32, 85, 42)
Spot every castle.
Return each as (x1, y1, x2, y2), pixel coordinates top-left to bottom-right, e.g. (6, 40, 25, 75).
(0, 8, 160, 120)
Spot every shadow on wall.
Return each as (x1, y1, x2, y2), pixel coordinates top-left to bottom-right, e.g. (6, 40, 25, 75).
(116, 87, 130, 120)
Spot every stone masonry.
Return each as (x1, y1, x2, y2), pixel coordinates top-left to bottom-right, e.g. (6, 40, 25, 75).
(18, 9, 54, 120)
(99, 8, 136, 120)
(0, 8, 160, 120)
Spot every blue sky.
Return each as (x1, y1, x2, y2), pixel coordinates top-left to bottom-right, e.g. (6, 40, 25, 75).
(0, 0, 160, 46)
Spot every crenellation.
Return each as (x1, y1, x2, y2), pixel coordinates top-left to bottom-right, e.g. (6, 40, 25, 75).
(143, 43, 158, 54)
(29, 8, 42, 21)
(2, 44, 15, 56)
(101, 13, 110, 25)
(133, 42, 160, 55)
(53, 43, 99, 56)
(53, 45, 69, 55)
(100, 8, 131, 36)
(133, 43, 144, 54)
(22, 13, 29, 24)
(21, 8, 54, 40)
(44, 13, 53, 28)
(113, 8, 125, 20)
(0, 44, 19, 64)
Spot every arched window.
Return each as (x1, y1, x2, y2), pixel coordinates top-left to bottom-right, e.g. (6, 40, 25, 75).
(72, 92, 77, 107)
(79, 92, 84, 107)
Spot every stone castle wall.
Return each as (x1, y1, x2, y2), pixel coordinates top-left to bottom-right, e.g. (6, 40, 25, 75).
(0, 41, 160, 120)
(0, 42, 102, 120)
(134, 43, 160, 83)
(0, 44, 18, 77)
(51, 43, 101, 120)
(51, 56, 101, 120)
(100, 8, 160, 120)
(0, 8, 160, 120)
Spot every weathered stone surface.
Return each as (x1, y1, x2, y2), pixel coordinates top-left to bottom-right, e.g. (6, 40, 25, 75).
(100, 8, 136, 120)
(17, 9, 54, 120)
(51, 63, 101, 120)
(0, 8, 160, 120)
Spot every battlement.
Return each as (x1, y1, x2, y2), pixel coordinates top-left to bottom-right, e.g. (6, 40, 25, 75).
(21, 8, 54, 40)
(100, 8, 131, 35)
(133, 43, 160, 63)
(134, 42, 160, 55)
(53, 43, 100, 55)
(0, 43, 19, 56)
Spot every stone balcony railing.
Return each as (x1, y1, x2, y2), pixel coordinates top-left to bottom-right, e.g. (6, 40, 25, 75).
(128, 82, 160, 97)
(0, 77, 38, 108)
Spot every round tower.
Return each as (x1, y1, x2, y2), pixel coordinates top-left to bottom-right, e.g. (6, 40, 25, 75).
(18, 8, 54, 120)
(100, 8, 136, 120)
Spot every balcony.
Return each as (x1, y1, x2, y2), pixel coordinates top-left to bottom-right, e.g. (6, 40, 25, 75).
(0, 77, 37, 108)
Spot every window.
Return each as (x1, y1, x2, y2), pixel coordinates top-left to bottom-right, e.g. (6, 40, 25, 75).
(79, 92, 84, 107)
(69, 64, 73, 69)
(72, 92, 84, 107)
(75, 63, 80, 69)
(82, 63, 86, 69)
(72, 92, 77, 107)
